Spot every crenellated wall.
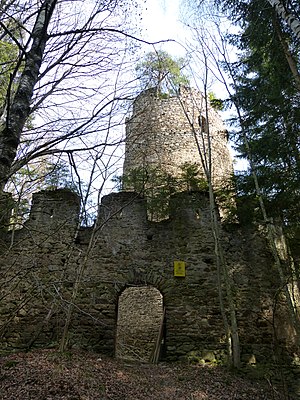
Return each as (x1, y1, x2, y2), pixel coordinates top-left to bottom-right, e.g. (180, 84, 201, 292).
(0, 88, 298, 380)
(0, 189, 295, 366)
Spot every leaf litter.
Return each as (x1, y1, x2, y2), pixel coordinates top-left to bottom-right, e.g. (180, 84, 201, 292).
(0, 349, 286, 399)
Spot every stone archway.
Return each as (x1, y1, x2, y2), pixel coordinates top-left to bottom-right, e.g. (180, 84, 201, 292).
(115, 286, 164, 363)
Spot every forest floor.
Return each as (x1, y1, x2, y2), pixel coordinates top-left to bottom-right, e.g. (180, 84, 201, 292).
(0, 349, 291, 399)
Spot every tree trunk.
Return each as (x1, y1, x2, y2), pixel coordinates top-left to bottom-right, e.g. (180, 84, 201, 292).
(224, 61, 300, 344)
(0, 0, 57, 190)
(272, 14, 300, 91)
(202, 79, 240, 368)
(175, 70, 241, 367)
(267, 0, 300, 40)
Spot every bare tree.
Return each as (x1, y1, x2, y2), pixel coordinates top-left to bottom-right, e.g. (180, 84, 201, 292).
(179, 1, 300, 371)
(183, 9, 300, 352)
(267, 0, 300, 40)
(171, 73, 240, 367)
(0, 0, 173, 350)
(0, 0, 155, 202)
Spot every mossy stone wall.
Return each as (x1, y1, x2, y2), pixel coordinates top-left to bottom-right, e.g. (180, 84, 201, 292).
(0, 189, 295, 365)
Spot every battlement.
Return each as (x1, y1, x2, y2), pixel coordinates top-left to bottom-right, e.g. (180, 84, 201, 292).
(20, 188, 211, 231)
(0, 184, 297, 371)
(0, 86, 297, 379)
(97, 190, 212, 231)
(28, 189, 80, 224)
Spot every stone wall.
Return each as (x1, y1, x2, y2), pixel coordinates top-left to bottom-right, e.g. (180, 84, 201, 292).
(0, 189, 295, 366)
(123, 87, 233, 188)
(0, 85, 298, 387)
(115, 286, 163, 362)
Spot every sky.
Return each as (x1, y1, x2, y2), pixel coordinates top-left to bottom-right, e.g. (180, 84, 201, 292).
(137, 0, 247, 172)
(73, 1, 245, 199)
(141, 0, 185, 54)
(138, 0, 230, 97)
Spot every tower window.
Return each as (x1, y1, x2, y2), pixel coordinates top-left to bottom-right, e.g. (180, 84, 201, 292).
(198, 115, 208, 133)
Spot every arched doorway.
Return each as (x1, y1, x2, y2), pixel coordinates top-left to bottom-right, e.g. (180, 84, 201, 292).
(115, 286, 164, 363)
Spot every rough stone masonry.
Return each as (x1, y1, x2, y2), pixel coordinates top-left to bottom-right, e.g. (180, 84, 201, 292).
(0, 88, 298, 369)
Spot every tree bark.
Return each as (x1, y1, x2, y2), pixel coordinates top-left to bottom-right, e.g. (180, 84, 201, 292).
(272, 13, 300, 91)
(267, 0, 300, 40)
(223, 55, 300, 344)
(0, 0, 57, 190)
(175, 71, 241, 367)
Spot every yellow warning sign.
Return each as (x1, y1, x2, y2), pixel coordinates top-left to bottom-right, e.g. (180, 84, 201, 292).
(174, 260, 186, 277)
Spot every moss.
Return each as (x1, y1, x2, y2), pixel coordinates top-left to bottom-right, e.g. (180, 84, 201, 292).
(235, 363, 276, 382)
(187, 350, 219, 366)
(3, 360, 19, 369)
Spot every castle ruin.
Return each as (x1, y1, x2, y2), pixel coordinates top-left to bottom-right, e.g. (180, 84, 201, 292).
(0, 88, 298, 374)
(123, 86, 233, 187)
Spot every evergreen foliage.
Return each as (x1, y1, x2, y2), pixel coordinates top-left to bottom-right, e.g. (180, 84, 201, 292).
(0, 41, 19, 111)
(7, 159, 78, 227)
(116, 163, 208, 220)
(136, 50, 189, 95)
(0, 14, 23, 112)
(217, 0, 300, 226)
(208, 92, 224, 111)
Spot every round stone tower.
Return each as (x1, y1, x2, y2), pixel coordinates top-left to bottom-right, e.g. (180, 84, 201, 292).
(123, 86, 233, 189)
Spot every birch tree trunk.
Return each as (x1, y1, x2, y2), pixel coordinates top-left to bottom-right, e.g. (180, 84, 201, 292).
(174, 65, 241, 367)
(201, 66, 240, 367)
(0, 0, 57, 190)
(267, 0, 300, 40)
(215, 33, 300, 343)
(272, 15, 300, 92)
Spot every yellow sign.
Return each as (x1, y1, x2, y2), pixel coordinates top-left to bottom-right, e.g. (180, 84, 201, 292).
(174, 260, 186, 277)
